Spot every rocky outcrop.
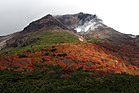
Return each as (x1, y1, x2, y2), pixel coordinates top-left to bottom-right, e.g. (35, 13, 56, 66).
(21, 14, 69, 34)
(0, 33, 17, 49)
(55, 12, 104, 32)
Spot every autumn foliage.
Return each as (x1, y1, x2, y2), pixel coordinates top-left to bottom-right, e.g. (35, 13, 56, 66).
(0, 42, 139, 75)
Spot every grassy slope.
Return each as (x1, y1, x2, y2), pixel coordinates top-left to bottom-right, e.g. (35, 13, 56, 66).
(0, 30, 139, 93)
(0, 30, 79, 56)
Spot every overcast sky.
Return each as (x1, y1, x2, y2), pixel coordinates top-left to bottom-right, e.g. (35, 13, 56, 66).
(0, 0, 139, 36)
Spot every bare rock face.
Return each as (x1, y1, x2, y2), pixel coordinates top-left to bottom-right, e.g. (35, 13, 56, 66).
(55, 12, 104, 32)
(0, 34, 17, 49)
(21, 14, 68, 34)
(0, 36, 6, 49)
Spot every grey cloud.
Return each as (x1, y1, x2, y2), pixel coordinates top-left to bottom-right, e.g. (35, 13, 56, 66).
(0, 0, 79, 36)
(0, 0, 139, 35)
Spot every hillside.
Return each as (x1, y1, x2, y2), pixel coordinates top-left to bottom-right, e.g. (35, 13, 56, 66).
(84, 26, 139, 67)
(0, 12, 139, 93)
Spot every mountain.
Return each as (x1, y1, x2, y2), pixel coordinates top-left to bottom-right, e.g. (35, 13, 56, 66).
(4, 14, 80, 48)
(0, 12, 138, 75)
(21, 14, 68, 34)
(2, 12, 104, 49)
(0, 12, 139, 93)
(56, 12, 105, 32)
(56, 13, 139, 68)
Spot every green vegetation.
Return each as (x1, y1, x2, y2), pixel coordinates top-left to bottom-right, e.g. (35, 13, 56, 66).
(0, 30, 139, 93)
(0, 31, 79, 56)
(33, 31, 79, 44)
(0, 65, 139, 93)
(86, 38, 102, 44)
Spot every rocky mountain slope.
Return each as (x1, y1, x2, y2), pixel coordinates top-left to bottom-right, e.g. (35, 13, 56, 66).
(56, 12, 105, 32)
(56, 13, 139, 68)
(0, 33, 17, 50)
(0, 12, 139, 75)
(22, 14, 68, 34)
(0, 12, 138, 49)
(0, 12, 139, 93)
(4, 14, 80, 48)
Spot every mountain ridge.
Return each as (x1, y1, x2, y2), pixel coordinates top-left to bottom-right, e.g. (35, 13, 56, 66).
(0, 12, 139, 75)
(1, 12, 139, 93)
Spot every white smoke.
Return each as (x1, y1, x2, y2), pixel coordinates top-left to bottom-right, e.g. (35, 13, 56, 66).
(74, 18, 103, 32)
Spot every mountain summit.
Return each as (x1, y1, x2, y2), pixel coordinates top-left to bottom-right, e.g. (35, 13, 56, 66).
(22, 14, 68, 34)
(56, 12, 105, 32)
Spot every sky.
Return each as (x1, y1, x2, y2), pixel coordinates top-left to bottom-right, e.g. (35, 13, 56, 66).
(0, 0, 139, 36)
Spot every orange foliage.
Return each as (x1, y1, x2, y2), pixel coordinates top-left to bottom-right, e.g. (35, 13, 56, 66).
(0, 42, 139, 75)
